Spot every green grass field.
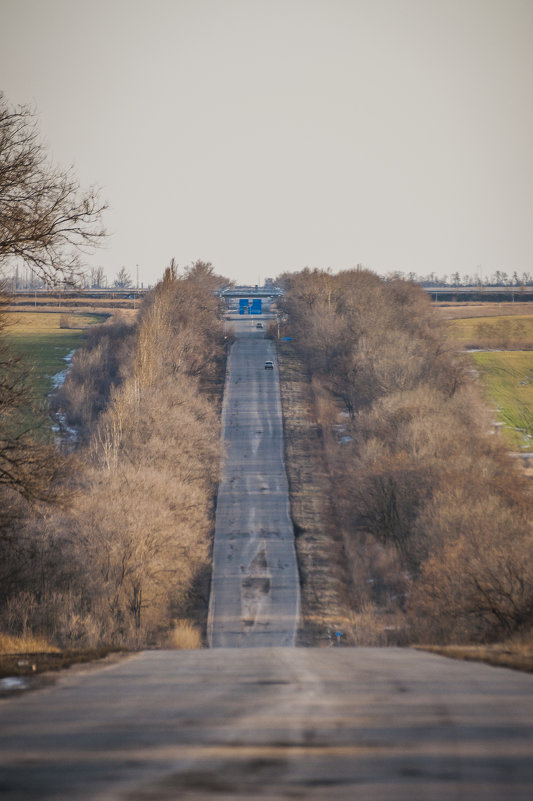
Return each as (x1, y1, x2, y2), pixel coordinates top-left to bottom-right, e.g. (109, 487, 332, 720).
(4, 311, 106, 400)
(448, 315, 533, 345)
(472, 351, 533, 451)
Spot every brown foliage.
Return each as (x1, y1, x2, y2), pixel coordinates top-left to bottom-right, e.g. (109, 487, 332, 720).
(0, 263, 227, 648)
(281, 267, 533, 644)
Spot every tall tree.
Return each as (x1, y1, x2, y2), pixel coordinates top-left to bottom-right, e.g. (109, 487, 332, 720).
(0, 91, 105, 537)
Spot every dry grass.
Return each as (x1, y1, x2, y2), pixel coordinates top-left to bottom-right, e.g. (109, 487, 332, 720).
(346, 606, 408, 647)
(434, 302, 533, 320)
(414, 641, 533, 674)
(0, 632, 59, 654)
(447, 315, 533, 347)
(168, 620, 203, 649)
(8, 295, 139, 312)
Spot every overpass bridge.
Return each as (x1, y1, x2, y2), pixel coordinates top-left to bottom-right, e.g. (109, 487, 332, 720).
(217, 285, 283, 299)
(217, 284, 533, 303)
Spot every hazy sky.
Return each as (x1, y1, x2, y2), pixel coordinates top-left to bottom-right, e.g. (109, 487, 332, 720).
(1, 0, 532, 286)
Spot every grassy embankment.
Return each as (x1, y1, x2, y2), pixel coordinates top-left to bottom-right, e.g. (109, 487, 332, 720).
(4, 311, 107, 399)
(446, 312, 533, 453)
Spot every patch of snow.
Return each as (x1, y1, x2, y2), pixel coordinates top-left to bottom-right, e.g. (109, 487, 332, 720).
(0, 677, 28, 691)
(49, 349, 76, 391)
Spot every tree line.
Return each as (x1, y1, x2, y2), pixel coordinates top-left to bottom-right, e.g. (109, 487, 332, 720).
(278, 268, 533, 644)
(388, 269, 533, 287)
(0, 262, 228, 647)
(1, 90, 229, 647)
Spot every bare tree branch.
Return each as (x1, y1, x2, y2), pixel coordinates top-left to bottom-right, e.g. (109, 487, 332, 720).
(0, 92, 107, 286)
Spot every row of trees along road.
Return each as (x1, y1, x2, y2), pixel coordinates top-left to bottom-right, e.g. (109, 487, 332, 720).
(0, 90, 107, 607)
(0, 90, 229, 646)
(278, 268, 533, 645)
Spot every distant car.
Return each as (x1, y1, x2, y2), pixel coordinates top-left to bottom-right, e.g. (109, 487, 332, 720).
(264, 360, 274, 370)
(256, 322, 264, 328)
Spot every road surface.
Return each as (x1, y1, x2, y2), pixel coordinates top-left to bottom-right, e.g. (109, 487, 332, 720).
(1, 647, 533, 800)
(208, 315, 300, 646)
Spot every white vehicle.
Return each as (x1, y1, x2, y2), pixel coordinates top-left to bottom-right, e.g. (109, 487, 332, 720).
(264, 360, 274, 370)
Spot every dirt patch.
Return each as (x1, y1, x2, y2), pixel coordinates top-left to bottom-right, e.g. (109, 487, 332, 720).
(277, 342, 353, 645)
(0, 647, 129, 681)
(0, 648, 131, 698)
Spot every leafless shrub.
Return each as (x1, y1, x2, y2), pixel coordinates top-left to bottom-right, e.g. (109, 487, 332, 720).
(281, 267, 533, 645)
(0, 263, 226, 649)
(409, 491, 533, 642)
(347, 604, 408, 646)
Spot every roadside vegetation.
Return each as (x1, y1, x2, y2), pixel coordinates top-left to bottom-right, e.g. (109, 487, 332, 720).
(276, 269, 533, 651)
(0, 91, 229, 655)
(0, 262, 228, 651)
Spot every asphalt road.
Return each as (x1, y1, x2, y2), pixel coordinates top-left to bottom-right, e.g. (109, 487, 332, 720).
(208, 315, 300, 646)
(1, 647, 532, 800)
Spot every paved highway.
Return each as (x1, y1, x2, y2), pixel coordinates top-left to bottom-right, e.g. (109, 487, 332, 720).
(208, 315, 300, 646)
(1, 647, 532, 800)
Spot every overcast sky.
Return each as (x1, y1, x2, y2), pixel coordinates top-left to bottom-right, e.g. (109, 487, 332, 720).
(1, 0, 532, 286)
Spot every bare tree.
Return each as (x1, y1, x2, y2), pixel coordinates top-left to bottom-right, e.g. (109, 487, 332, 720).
(114, 267, 132, 288)
(0, 92, 106, 286)
(90, 266, 106, 288)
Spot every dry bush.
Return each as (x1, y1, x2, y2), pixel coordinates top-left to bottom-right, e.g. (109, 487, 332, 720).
(280, 267, 533, 645)
(167, 620, 202, 649)
(0, 632, 59, 654)
(346, 604, 408, 646)
(409, 492, 533, 642)
(0, 264, 226, 649)
(53, 319, 136, 434)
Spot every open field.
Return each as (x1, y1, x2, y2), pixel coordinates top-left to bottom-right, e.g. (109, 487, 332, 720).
(434, 301, 533, 320)
(447, 315, 533, 347)
(472, 351, 533, 451)
(439, 304, 533, 455)
(4, 311, 107, 399)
